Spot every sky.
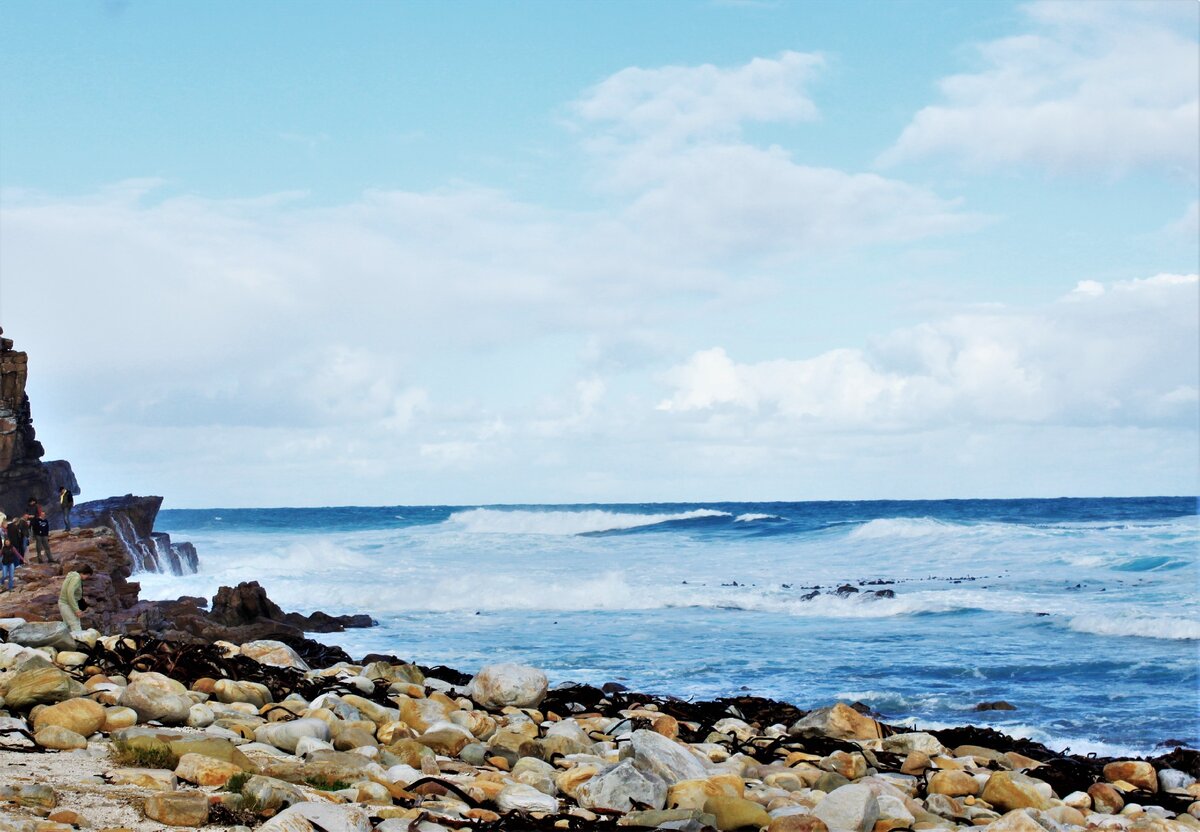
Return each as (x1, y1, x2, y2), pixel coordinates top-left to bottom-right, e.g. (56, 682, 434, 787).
(0, 0, 1197, 507)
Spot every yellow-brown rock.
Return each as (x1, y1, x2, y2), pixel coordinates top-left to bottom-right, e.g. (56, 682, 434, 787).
(790, 703, 880, 741)
(769, 816, 829, 832)
(33, 697, 107, 737)
(143, 792, 209, 826)
(1104, 761, 1158, 793)
(103, 706, 139, 732)
(669, 775, 745, 810)
(901, 751, 931, 775)
(34, 725, 88, 750)
(1089, 782, 1125, 814)
(981, 771, 1052, 812)
(703, 795, 771, 831)
(984, 809, 1047, 832)
(174, 752, 243, 787)
(928, 770, 980, 798)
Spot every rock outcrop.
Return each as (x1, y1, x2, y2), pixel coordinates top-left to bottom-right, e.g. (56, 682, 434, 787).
(0, 331, 77, 528)
(74, 494, 199, 574)
(0, 331, 196, 575)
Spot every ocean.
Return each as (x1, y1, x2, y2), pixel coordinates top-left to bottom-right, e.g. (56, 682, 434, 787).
(146, 497, 1199, 757)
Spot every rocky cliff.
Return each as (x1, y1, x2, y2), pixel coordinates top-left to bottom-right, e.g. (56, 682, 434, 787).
(0, 330, 76, 527)
(0, 527, 372, 641)
(0, 329, 195, 575)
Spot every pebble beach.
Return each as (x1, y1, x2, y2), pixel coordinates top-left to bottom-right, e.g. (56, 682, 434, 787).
(1, 624, 1199, 832)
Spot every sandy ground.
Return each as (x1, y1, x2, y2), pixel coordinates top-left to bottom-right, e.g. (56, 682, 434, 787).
(0, 743, 230, 831)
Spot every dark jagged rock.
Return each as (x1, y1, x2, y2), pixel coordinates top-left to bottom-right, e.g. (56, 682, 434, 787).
(209, 580, 376, 634)
(73, 494, 198, 574)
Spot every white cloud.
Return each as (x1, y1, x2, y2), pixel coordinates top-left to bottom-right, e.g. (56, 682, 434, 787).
(880, 1, 1199, 174)
(571, 52, 982, 259)
(574, 50, 823, 148)
(658, 273, 1200, 431)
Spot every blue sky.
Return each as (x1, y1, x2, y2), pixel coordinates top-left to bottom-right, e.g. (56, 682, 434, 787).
(1, 0, 1197, 506)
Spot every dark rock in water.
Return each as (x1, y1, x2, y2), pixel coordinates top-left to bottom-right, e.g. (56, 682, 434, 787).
(869, 589, 896, 599)
(209, 580, 376, 635)
(603, 682, 629, 694)
(800, 590, 821, 601)
(835, 584, 859, 597)
(974, 701, 1017, 711)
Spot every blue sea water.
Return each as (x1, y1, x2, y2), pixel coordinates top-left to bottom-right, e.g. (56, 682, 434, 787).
(147, 497, 1200, 756)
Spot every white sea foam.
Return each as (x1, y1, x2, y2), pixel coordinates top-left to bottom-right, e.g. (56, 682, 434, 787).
(734, 513, 780, 522)
(1068, 613, 1200, 641)
(848, 517, 962, 539)
(444, 508, 731, 535)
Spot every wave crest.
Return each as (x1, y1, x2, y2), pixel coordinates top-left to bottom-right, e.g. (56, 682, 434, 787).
(444, 508, 731, 535)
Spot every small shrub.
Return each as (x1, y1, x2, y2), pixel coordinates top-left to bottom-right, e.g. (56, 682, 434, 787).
(223, 771, 251, 793)
(304, 776, 353, 791)
(109, 739, 178, 770)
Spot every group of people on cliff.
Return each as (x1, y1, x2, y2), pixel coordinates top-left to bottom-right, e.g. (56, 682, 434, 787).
(0, 487, 75, 591)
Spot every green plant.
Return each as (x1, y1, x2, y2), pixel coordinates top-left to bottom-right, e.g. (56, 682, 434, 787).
(304, 776, 353, 791)
(109, 739, 178, 770)
(223, 771, 252, 793)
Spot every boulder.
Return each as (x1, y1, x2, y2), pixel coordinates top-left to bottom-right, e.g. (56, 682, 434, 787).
(812, 784, 879, 832)
(789, 704, 880, 741)
(3, 665, 85, 710)
(702, 795, 771, 831)
(880, 732, 946, 757)
(576, 759, 668, 812)
(302, 750, 388, 787)
(255, 718, 332, 753)
(496, 783, 559, 813)
(928, 770, 980, 797)
(1088, 782, 1125, 814)
(467, 662, 548, 709)
(1104, 760, 1158, 793)
(32, 698, 107, 737)
(257, 802, 373, 832)
(768, 816, 829, 832)
(241, 775, 308, 812)
(240, 639, 311, 671)
(4, 622, 75, 651)
(109, 768, 178, 791)
(983, 809, 1046, 832)
(631, 729, 709, 785)
(142, 791, 209, 826)
(118, 680, 193, 725)
(175, 752, 244, 786)
(213, 678, 272, 707)
(0, 716, 35, 750)
(0, 782, 57, 809)
(981, 771, 1053, 812)
(167, 735, 253, 769)
(34, 725, 88, 750)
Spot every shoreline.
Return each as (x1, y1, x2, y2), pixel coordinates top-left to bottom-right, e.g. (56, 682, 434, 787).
(1, 624, 1198, 832)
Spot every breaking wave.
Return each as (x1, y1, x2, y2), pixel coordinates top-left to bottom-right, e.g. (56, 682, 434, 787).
(734, 513, 781, 522)
(1067, 613, 1200, 641)
(443, 508, 731, 535)
(848, 517, 964, 539)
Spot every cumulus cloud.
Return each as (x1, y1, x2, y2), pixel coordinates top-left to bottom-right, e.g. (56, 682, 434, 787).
(658, 273, 1200, 431)
(879, 1, 1199, 175)
(570, 52, 982, 259)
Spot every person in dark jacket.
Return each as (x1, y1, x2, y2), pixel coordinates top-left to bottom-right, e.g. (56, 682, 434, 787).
(26, 498, 53, 564)
(1, 537, 21, 591)
(59, 487, 75, 531)
(5, 515, 27, 559)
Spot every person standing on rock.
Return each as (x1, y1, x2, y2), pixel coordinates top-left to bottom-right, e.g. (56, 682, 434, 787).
(59, 565, 90, 631)
(1, 536, 22, 591)
(6, 513, 28, 560)
(26, 498, 53, 563)
(59, 487, 74, 531)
